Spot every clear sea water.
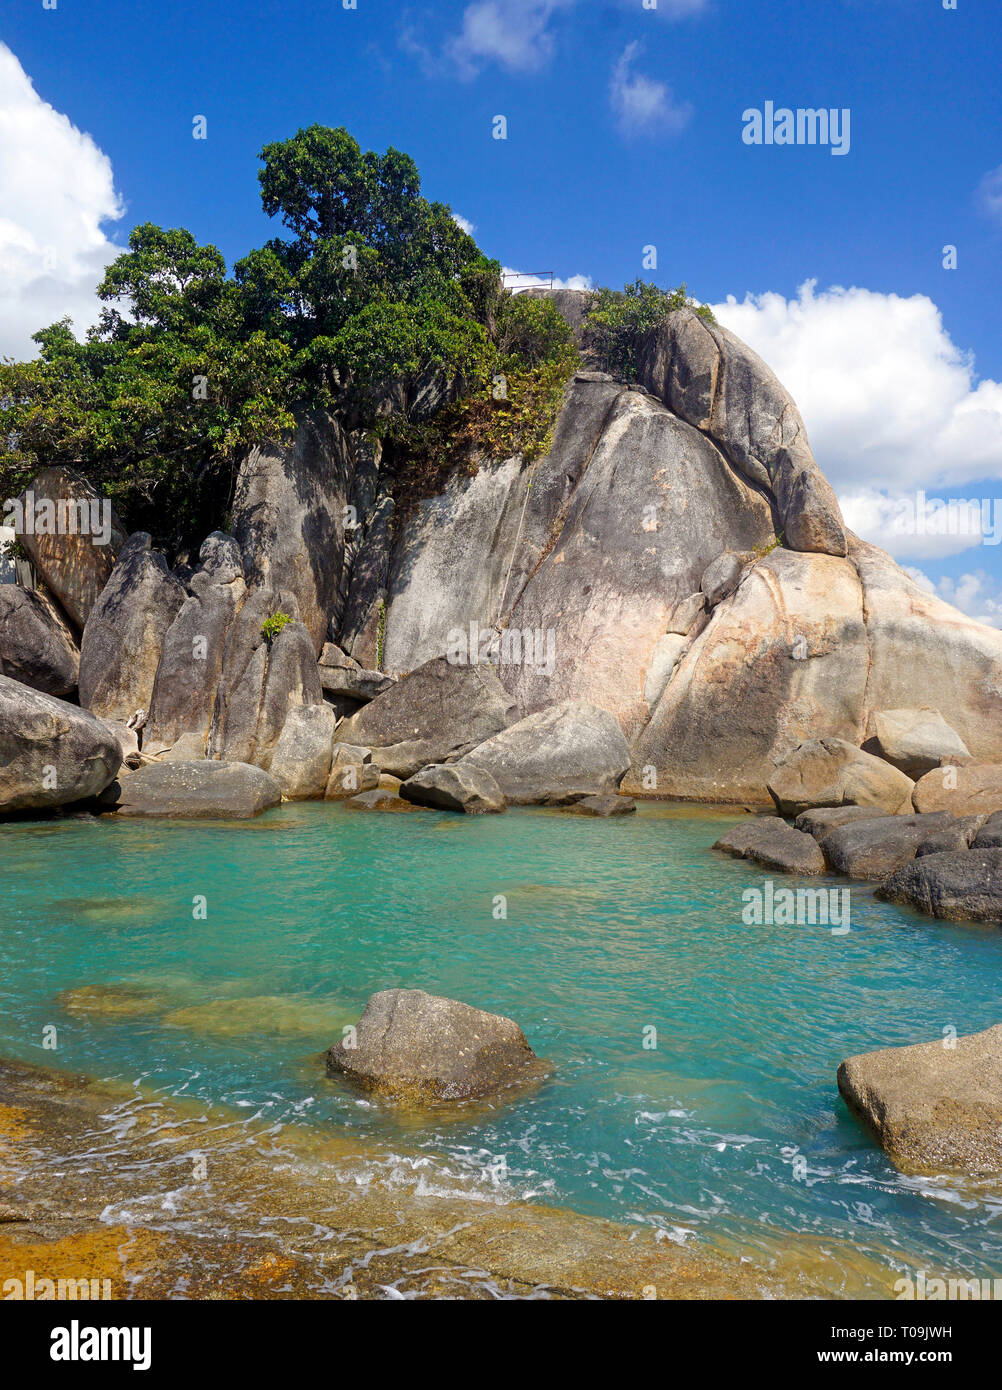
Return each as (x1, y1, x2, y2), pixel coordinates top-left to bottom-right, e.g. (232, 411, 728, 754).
(3, 801, 1002, 1284)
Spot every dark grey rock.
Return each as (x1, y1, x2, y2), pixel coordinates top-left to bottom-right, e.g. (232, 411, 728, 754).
(0, 586, 79, 696)
(876, 848, 1002, 922)
(714, 818, 825, 874)
(108, 760, 281, 819)
(400, 763, 506, 814)
(820, 813, 956, 880)
(560, 794, 637, 817)
(0, 675, 121, 813)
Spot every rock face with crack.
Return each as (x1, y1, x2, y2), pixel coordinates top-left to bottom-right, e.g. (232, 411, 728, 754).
(326, 989, 549, 1102)
(838, 1024, 1002, 1175)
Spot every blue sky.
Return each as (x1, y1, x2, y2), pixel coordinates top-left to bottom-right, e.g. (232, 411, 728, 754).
(1, 0, 1001, 615)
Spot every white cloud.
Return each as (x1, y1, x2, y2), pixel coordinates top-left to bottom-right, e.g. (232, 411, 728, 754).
(976, 164, 1002, 226)
(609, 42, 692, 139)
(444, 0, 573, 78)
(905, 565, 1002, 629)
(503, 266, 593, 292)
(451, 212, 476, 235)
(712, 281, 1002, 506)
(0, 43, 124, 360)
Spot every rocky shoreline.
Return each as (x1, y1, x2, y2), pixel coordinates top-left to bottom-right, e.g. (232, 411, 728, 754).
(0, 1054, 934, 1301)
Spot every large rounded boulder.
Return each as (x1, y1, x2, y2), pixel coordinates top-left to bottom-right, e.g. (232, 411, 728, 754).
(0, 675, 121, 813)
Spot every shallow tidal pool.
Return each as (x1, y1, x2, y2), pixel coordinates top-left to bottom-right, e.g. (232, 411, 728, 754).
(3, 800, 1002, 1286)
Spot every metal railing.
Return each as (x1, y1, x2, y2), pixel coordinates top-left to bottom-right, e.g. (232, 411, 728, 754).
(501, 271, 554, 293)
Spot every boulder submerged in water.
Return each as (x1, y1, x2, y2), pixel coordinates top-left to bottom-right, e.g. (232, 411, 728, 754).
(104, 760, 281, 819)
(400, 762, 506, 814)
(837, 1023, 1002, 1175)
(713, 818, 825, 875)
(875, 847, 1002, 923)
(326, 988, 550, 1103)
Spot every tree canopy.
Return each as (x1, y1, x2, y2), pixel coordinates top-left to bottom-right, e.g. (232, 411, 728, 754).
(0, 125, 707, 555)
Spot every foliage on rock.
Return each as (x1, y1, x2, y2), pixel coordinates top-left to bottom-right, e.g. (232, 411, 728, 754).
(585, 279, 715, 378)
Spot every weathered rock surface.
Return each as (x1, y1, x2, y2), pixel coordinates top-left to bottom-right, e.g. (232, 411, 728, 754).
(794, 805, 889, 840)
(0, 586, 79, 696)
(667, 592, 706, 636)
(643, 633, 687, 707)
(634, 305, 847, 556)
(0, 676, 121, 812)
(326, 989, 548, 1102)
(268, 703, 337, 799)
(767, 737, 915, 818)
(561, 794, 637, 817)
(713, 818, 826, 874)
(318, 665, 394, 702)
(15, 466, 127, 629)
(701, 551, 748, 607)
(108, 760, 281, 819)
(973, 812, 1002, 849)
(207, 606, 324, 769)
(868, 707, 971, 779)
(338, 657, 517, 779)
(344, 787, 417, 812)
(819, 813, 963, 881)
(876, 848, 1002, 923)
(231, 409, 353, 653)
(912, 764, 1002, 817)
(145, 533, 247, 751)
(627, 551, 870, 803)
(458, 700, 631, 805)
(400, 763, 506, 814)
(78, 532, 185, 721)
(838, 1024, 1002, 1174)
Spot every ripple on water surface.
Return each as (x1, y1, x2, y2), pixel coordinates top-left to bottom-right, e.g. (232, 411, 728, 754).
(3, 801, 1002, 1283)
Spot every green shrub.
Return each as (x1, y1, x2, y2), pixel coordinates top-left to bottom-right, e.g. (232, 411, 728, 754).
(261, 611, 293, 643)
(585, 279, 715, 378)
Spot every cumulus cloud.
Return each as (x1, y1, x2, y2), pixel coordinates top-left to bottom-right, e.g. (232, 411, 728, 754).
(443, 0, 574, 78)
(609, 42, 692, 138)
(503, 266, 593, 292)
(0, 43, 124, 360)
(712, 281, 1002, 560)
(451, 212, 476, 235)
(976, 164, 1002, 226)
(905, 565, 1002, 629)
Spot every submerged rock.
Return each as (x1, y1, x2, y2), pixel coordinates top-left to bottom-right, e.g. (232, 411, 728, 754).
(326, 988, 549, 1102)
(875, 848, 1002, 923)
(400, 763, 506, 814)
(344, 788, 417, 812)
(767, 737, 915, 818)
(107, 760, 281, 819)
(561, 794, 637, 817)
(457, 700, 630, 805)
(713, 818, 825, 874)
(0, 676, 121, 813)
(838, 1023, 1002, 1174)
(818, 813, 968, 881)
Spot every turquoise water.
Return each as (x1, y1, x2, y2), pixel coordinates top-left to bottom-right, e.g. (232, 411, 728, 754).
(3, 801, 1002, 1282)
